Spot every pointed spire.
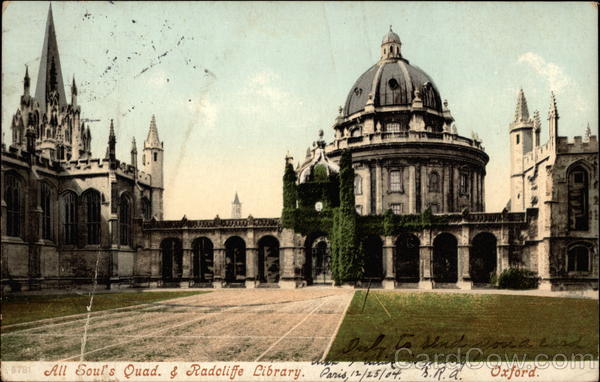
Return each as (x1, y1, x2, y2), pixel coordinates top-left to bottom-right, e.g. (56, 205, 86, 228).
(548, 91, 559, 119)
(514, 88, 530, 122)
(144, 114, 161, 148)
(71, 75, 77, 95)
(109, 119, 115, 140)
(233, 192, 240, 204)
(35, 3, 67, 111)
(131, 137, 137, 153)
(24, 65, 30, 96)
(584, 123, 591, 141)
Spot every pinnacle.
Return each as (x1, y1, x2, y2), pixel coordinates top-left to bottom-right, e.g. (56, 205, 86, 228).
(514, 88, 530, 122)
(145, 114, 161, 148)
(548, 91, 559, 118)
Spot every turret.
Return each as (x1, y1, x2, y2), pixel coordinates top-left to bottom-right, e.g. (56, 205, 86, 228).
(143, 115, 164, 219)
(380, 26, 402, 61)
(509, 89, 534, 212)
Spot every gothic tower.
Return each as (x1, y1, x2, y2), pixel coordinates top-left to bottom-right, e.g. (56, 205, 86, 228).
(231, 192, 242, 218)
(509, 89, 534, 212)
(143, 115, 164, 219)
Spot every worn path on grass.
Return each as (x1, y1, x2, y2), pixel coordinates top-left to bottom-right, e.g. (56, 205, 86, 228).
(1, 288, 354, 362)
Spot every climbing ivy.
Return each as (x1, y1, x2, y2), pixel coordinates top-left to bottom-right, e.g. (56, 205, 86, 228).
(330, 150, 363, 285)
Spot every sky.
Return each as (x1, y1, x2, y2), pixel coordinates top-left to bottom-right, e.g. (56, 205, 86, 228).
(2, 2, 597, 219)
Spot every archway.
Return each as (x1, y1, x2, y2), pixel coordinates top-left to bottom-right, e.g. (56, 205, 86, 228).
(304, 234, 332, 285)
(363, 235, 383, 281)
(432, 233, 458, 283)
(258, 236, 280, 283)
(192, 237, 214, 283)
(224, 236, 246, 283)
(395, 233, 420, 282)
(470, 232, 497, 283)
(161, 238, 183, 283)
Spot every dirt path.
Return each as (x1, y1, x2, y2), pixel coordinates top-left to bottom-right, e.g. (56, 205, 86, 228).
(1, 288, 354, 362)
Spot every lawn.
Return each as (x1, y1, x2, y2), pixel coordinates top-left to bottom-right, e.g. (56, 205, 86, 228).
(0, 290, 208, 328)
(327, 291, 599, 362)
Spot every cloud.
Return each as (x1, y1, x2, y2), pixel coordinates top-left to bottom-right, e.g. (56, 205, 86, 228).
(187, 95, 218, 131)
(517, 52, 571, 92)
(237, 71, 303, 118)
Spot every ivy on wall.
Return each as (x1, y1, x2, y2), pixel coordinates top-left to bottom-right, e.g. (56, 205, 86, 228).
(281, 162, 297, 228)
(330, 150, 363, 285)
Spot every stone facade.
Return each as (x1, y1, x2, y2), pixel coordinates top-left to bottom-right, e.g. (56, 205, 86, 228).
(1, 7, 164, 291)
(1, 11, 597, 292)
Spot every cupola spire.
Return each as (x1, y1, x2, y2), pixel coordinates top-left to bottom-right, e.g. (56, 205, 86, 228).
(380, 26, 402, 60)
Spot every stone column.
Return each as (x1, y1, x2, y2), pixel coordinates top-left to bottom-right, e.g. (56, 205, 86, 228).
(408, 165, 416, 213)
(457, 245, 472, 289)
(245, 247, 258, 288)
(418, 230, 433, 289)
(421, 165, 428, 211)
(375, 162, 383, 214)
(418, 245, 433, 289)
(212, 247, 225, 288)
(279, 229, 298, 289)
(365, 164, 372, 215)
(382, 235, 395, 289)
(457, 225, 472, 289)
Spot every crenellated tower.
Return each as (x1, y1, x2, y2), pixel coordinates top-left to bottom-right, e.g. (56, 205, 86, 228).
(143, 115, 164, 219)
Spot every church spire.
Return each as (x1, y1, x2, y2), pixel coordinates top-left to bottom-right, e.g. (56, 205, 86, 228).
(35, 3, 67, 111)
(514, 88, 530, 122)
(231, 192, 242, 219)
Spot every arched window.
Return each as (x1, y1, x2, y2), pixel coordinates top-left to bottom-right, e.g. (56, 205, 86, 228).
(62, 192, 78, 244)
(568, 165, 589, 231)
(119, 194, 132, 246)
(567, 245, 590, 272)
(5, 174, 23, 237)
(40, 183, 53, 240)
(429, 171, 440, 192)
(354, 174, 362, 195)
(142, 197, 152, 220)
(84, 190, 101, 245)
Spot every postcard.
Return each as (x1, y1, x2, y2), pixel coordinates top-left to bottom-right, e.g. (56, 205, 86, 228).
(1, 2, 598, 381)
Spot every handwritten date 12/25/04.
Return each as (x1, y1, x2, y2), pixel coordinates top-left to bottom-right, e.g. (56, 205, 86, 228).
(318, 362, 464, 381)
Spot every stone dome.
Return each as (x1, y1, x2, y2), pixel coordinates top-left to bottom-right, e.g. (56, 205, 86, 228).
(382, 27, 401, 44)
(342, 29, 443, 118)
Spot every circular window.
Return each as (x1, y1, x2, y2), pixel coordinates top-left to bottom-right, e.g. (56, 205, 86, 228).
(389, 78, 399, 90)
(354, 87, 362, 96)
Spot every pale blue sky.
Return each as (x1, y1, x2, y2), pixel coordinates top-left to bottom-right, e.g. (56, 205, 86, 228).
(2, 2, 597, 219)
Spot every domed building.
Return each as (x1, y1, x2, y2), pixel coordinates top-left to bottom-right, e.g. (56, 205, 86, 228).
(322, 27, 488, 216)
